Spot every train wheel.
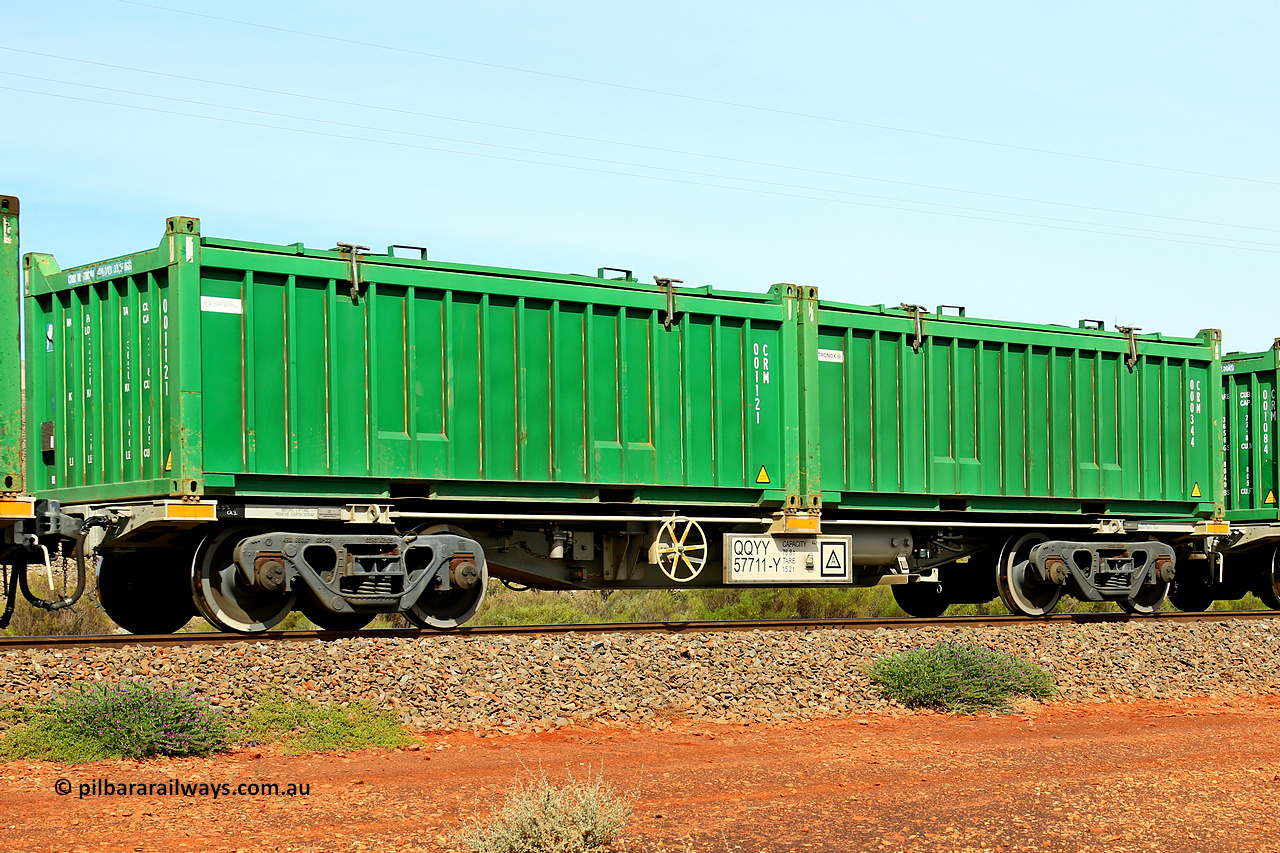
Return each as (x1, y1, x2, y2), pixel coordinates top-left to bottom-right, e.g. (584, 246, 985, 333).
(1255, 546, 1280, 610)
(1168, 562, 1214, 612)
(299, 596, 376, 631)
(891, 582, 948, 618)
(996, 533, 1061, 617)
(97, 551, 196, 634)
(403, 525, 488, 629)
(191, 527, 296, 634)
(1118, 579, 1170, 615)
(404, 558, 488, 629)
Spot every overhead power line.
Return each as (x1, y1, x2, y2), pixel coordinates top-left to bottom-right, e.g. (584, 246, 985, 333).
(3, 46, 1277, 238)
(5, 70, 1277, 251)
(114, 0, 1280, 188)
(3, 83, 1277, 257)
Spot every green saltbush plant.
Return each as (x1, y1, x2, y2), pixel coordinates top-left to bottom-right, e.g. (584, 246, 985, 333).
(244, 695, 414, 753)
(1, 680, 229, 762)
(462, 770, 635, 853)
(868, 642, 1057, 713)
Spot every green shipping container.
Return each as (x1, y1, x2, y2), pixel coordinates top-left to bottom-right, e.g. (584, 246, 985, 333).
(811, 298, 1222, 518)
(1222, 343, 1280, 521)
(23, 217, 800, 507)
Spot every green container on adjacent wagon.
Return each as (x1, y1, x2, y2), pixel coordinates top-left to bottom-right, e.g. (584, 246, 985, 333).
(808, 297, 1222, 518)
(1222, 342, 1280, 521)
(0, 196, 22, 493)
(22, 218, 798, 506)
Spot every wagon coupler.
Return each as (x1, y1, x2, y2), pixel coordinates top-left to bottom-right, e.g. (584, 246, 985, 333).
(2, 500, 92, 614)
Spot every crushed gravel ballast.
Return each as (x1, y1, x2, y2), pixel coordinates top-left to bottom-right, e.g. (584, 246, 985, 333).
(3, 619, 1279, 730)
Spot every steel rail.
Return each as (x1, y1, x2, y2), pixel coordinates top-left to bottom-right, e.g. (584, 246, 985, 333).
(2, 609, 1278, 652)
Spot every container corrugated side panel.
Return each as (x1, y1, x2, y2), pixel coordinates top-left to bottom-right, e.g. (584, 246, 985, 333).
(815, 302, 1221, 517)
(196, 242, 796, 503)
(1222, 345, 1280, 520)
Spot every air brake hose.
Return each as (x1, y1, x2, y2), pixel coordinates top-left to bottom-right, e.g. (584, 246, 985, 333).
(0, 565, 21, 629)
(17, 534, 87, 612)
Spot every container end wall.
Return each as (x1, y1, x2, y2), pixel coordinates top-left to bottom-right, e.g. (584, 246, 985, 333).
(0, 195, 22, 491)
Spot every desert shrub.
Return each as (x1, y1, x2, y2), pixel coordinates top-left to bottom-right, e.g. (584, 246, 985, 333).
(1212, 592, 1269, 611)
(3, 561, 115, 637)
(472, 585, 909, 626)
(244, 695, 414, 753)
(472, 588, 601, 627)
(868, 642, 1056, 713)
(685, 586, 896, 620)
(462, 770, 634, 853)
(1, 680, 228, 762)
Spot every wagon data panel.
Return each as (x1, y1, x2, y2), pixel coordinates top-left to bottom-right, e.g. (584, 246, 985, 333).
(723, 534, 853, 584)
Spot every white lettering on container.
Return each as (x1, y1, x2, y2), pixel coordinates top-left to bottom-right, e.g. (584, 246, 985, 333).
(66, 258, 134, 285)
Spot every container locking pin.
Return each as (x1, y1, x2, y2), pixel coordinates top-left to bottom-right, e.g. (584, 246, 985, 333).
(899, 303, 928, 352)
(1116, 325, 1141, 369)
(654, 277, 683, 331)
(336, 242, 371, 302)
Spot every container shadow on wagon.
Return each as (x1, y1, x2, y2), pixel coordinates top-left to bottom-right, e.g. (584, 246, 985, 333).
(0, 195, 1265, 635)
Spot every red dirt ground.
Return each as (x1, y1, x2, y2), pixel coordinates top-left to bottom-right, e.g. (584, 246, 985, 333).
(3, 695, 1280, 853)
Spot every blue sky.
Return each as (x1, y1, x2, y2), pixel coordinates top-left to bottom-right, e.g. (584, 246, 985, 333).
(3, 0, 1277, 350)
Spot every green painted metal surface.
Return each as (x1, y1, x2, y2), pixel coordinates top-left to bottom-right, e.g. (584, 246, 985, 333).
(0, 196, 21, 491)
(813, 301, 1222, 518)
(20, 215, 1223, 519)
(1222, 343, 1280, 521)
(24, 219, 796, 504)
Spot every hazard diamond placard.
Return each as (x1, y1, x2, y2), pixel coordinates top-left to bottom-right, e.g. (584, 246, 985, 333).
(819, 540, 848, 579)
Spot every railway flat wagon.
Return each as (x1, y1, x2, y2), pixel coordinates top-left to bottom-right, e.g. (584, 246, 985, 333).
(6, 202, 1230, 632)
(809, 296, 1224, 616)
(21, 212, 808, 632)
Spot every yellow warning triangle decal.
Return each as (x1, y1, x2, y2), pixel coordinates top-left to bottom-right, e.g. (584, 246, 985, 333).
(1191, 482, 1202, 498)
(756, 465, 771, 485)
(1267, 490, 1277, 505)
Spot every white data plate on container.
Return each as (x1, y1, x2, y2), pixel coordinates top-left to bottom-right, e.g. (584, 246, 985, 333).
(723, 534, 853, 584)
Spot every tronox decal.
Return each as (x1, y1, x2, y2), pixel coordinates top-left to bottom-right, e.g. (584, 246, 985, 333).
(200, 295, 243, 314)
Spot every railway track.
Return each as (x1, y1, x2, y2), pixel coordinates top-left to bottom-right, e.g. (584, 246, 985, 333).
(3, 609, 1278, 651)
